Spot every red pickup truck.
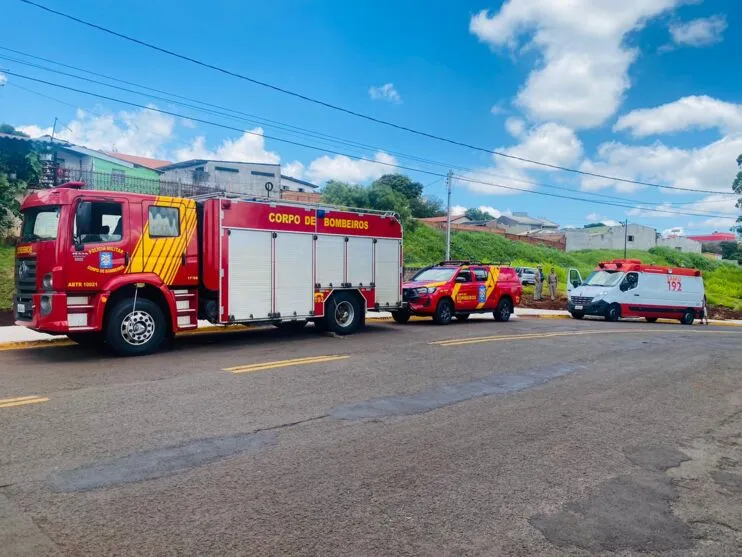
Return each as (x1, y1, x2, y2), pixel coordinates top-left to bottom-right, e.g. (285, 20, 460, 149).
(393, 260, 523, 325)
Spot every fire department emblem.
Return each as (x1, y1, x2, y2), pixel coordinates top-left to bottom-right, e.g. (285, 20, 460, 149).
(99, 251, 114, 270)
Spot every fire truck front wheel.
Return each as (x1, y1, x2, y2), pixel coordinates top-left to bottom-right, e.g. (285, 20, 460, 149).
(324, 292, 363, 335)
(106, 297, 166, 356)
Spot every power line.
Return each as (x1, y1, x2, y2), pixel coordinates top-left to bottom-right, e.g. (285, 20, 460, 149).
(17, 0, 737, 196)
(2, 48, 729, 210)
(2, 70, 736, 221)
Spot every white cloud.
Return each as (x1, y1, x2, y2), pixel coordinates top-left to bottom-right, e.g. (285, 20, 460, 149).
(20, 106, 176, 158)
(451, 205, 467, 216)
(282, 160, 305, 179)
(305, 151, 397, 183)
(16, 124, 53, 138)
(668, 15, 727, 48)
(180, 118, 197, 129)
(0, 72, 7, 86)
(505, 117, 526, 138)
(368, 83, 402, 104)
(627, 195, 739, 221)
(174, 127, 279, 164)
(470, 0, 682, 129)
(490, 101, 509, 115)
(615, 96, 742, 137)
(478, 205, 502, 218)
(580, 132, 742, 194)
(460, 121, 583, 195)
(662, 226, 685, 237)
(687, 217, 738, 230)
(585, 213, 621, 226)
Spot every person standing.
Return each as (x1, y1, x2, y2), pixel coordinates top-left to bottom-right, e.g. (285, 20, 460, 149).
(702, 295, 709, 325)
(548, 268, 558, 301)
(534, 265, 544, 301)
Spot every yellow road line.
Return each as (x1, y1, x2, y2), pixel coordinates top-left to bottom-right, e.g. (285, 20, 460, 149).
(224, 354, 350, 374)
(432, 328, 742, 347)
(0, 396, 49, 409)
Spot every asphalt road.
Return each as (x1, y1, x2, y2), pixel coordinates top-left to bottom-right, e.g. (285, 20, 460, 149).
(2, 317, 742, 556)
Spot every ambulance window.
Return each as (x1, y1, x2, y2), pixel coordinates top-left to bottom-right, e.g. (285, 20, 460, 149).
(473, 269, 489, 282)
(74, 201, 123, 244)
(149, 206, 180, 238)
(621, 272, 639, 291)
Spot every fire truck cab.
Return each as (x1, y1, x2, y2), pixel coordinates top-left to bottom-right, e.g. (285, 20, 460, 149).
(14, 184, 403, 355)
(394, 260, 523, 324)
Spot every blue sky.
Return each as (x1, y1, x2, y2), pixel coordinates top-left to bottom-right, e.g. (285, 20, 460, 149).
(1, 0, 741, 234)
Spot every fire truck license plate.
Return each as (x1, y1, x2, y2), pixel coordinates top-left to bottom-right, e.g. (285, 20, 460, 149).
(574, 305, 583, 310)
(17, 303, 25, 313)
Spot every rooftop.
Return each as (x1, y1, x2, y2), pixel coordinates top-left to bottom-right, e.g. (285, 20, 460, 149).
(103, 152, 172, 170)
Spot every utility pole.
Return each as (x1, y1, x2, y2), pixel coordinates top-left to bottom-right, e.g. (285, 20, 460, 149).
(624, 219, 629, 259)
(445, 170, 453, 261)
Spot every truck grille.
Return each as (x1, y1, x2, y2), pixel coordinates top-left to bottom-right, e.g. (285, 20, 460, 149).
(570, 296, 593, 306)
(15, 257, 37, 320)
(402, 288, 418, 301)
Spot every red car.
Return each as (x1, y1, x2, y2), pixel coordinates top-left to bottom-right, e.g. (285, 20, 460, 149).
(393, 260, 523, 325)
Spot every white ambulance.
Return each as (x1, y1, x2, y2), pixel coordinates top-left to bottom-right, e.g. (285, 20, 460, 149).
(567, 259, 705, 324)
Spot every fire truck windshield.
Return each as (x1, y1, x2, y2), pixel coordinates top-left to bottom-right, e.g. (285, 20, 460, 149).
(21, 206, 61, 242)
(412, 267, 458, 282)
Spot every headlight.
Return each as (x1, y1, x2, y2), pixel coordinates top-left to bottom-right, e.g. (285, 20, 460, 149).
(416, 287, 436, 295)
(42, 273, 53, 291)
(40, 295, 52, 316)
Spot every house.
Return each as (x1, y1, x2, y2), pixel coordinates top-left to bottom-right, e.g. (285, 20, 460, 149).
(280, 174, 319, 193)
(495, 212, 559, 234)
(565, 223, 702, 253)
(686, 232, 737, 245)
(418, 215, 471, 226)
(103, 152, 172, 171)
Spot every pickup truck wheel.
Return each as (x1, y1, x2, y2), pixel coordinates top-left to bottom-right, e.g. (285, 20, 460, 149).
(391, 310, 411, 324)
(325, 292, 362, 335)
(681, 310, 695, 325)
(570, 312, 585, 320)
(433, 299, 454, 325)
(106, 297, 166, 356)
(67, 332, 104, 346)
(455, 313, 470, 321)
(493, 298, 512, 322)
(606, 304, 621, 322)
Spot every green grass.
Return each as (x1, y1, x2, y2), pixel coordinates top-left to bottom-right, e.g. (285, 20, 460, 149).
(0, 246, 14, 310)
(404, 225, 742, 310)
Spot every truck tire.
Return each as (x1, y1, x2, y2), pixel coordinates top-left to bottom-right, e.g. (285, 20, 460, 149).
(606, 304, 621, 322)
(391, 310, 411, 324)
(455, 313, 470, 321)
(324, 292, 363, 335)
(681, 310, 695, 326)
(67, 332, 104, 347)
(570, 312, 585, 320)
(493, 298, 512, 322)
(106, 297, 166, 356)
(433, 299, 454, 325)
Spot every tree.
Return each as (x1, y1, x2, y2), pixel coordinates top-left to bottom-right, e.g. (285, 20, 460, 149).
(719, 241, 739, 260)
(464, 208, 495, 222)
(734, 154, 742, 236)
(0, 125, 40, 236)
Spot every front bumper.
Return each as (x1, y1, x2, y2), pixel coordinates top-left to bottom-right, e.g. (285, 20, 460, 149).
(15, 292, 105, 333)
(567, 299, 610, 316)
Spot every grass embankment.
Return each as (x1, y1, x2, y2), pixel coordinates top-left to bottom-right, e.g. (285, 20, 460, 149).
(404, 223, 742, 310)
(0, 246, 13, 310)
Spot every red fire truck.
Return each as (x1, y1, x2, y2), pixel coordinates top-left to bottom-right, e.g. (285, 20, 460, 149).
(14, 183, 403, 355)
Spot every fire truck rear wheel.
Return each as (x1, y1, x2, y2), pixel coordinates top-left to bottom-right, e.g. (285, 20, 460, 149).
(106, 297, 166, 356)
(325, 292, 362, 335)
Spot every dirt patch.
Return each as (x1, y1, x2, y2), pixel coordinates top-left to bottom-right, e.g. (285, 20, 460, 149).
(708, 306, 742, 320)
(519, 296, 568, 311)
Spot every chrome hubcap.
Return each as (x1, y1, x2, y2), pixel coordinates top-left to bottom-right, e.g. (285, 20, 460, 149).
(335, 301, 355, 327)
(121, 310, 156, 346)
